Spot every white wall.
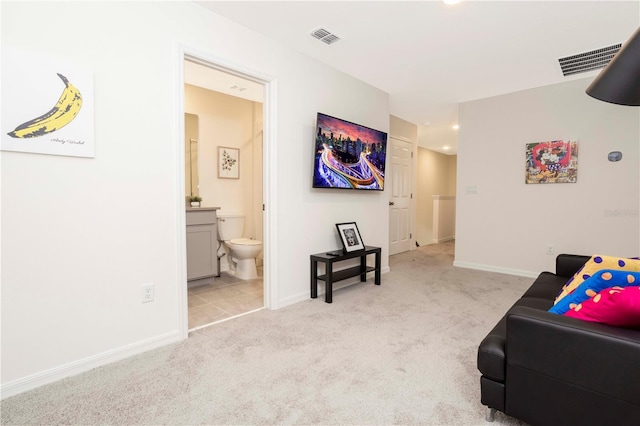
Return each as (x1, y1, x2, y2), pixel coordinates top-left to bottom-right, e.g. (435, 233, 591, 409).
(448, 155, 457, 196)
(390, 115, 418, 141)
(455, 77, 639, 276)
(432, 196, 456, 243)
(1, 1, 389, 396)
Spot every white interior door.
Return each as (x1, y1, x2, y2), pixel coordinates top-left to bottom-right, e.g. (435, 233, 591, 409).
(389, 137, 412, 255)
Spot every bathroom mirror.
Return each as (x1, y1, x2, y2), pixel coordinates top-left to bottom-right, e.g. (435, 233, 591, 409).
(185, 113, 199, 197)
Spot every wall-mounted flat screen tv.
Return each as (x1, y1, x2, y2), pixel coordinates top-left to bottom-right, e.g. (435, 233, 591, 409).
(313, 112, 387, 190)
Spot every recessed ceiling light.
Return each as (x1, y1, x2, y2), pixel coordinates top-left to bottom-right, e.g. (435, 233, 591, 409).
(443, 0, 461, 5)
(452, 124, 459, 130)
(443, 146, 450, 150)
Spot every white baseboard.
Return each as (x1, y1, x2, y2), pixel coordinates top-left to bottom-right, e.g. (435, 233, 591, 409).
(277, 291, 313, 308)
(453, 260, 539, 279)
(1, 330, 183, 399)
(432, 236, 455, 244)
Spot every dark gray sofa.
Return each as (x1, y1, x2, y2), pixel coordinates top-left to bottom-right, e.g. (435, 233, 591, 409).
(477, 254, 640, 425)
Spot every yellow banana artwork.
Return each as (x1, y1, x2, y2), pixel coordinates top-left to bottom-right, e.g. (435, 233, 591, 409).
(7, 73, 82, 138)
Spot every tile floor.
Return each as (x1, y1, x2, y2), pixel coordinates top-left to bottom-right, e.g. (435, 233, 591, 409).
(188, 269, 263, 329)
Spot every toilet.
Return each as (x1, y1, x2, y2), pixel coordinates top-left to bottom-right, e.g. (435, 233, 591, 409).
(217, 213, 262, 280)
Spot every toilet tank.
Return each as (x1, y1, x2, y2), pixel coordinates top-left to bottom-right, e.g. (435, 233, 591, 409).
(217, 214, 245, 241)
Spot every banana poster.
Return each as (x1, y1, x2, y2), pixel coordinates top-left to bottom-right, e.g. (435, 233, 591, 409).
(1, 48, 94, 158)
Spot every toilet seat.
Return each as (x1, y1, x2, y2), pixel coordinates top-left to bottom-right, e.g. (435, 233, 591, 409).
(229, 238, 262, 246)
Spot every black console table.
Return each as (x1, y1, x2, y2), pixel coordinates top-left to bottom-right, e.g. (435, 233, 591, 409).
(310, 246, 381, 303)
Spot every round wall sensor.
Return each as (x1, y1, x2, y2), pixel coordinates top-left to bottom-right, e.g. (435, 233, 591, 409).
(608, 151, 623, 162)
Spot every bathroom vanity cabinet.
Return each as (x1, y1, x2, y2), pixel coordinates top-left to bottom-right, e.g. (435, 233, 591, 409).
(186, 207, 220, 287)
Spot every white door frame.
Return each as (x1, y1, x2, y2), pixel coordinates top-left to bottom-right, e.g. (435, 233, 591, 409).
(175, 43, 278, 339)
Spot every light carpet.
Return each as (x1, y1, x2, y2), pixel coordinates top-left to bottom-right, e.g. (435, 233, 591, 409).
(2, 241, 531, 425)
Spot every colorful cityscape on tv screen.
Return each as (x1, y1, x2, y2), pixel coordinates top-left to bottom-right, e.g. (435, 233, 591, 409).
(313, 113, 387, 190)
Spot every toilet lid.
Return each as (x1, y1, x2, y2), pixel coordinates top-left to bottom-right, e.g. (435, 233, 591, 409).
(230, 238, 262, 246)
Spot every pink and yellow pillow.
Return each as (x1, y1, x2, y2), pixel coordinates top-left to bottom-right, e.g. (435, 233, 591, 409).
(564, 286, 640, 329)
(554, 255, 640, 304)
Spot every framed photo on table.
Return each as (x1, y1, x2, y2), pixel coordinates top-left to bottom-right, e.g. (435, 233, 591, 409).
(336, 222, 365, 252)
(218, 146, 239, 179)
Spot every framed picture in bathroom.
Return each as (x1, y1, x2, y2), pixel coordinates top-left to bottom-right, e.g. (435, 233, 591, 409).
(218, 146, 240, 179)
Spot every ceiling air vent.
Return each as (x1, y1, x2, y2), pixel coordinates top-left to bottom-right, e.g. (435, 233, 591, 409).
(558, 43, 622, 76)
(311, 27, 340, 45)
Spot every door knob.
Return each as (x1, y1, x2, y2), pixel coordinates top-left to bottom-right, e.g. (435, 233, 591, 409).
(389, 201, 395, 206)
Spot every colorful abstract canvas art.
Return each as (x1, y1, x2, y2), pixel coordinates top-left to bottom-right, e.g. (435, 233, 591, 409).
(525, 140, 578, 184)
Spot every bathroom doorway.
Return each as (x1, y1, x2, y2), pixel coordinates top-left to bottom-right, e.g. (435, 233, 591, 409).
(177, 48, 275, 335)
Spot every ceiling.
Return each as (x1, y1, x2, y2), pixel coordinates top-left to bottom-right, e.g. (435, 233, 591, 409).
(185, 60, 264, 103)
(195, 1, 639, 154)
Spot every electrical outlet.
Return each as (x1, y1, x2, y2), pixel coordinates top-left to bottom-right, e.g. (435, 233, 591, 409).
(546, 245, 555, 255)
(142, 283, 154, 303)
